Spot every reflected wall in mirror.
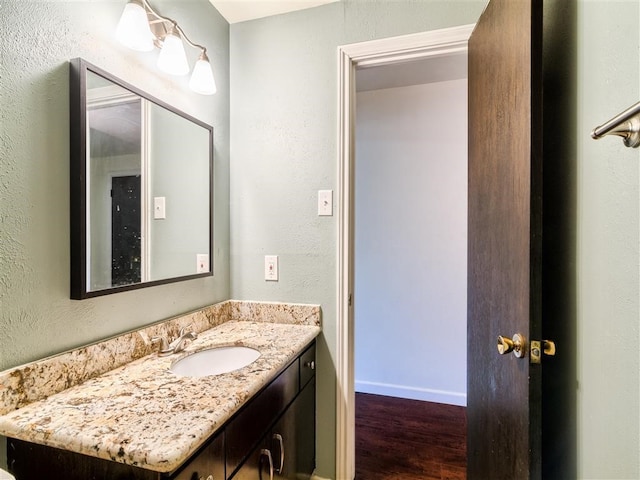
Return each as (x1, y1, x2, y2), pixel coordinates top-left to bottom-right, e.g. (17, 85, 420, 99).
(70, 58, 213, 299)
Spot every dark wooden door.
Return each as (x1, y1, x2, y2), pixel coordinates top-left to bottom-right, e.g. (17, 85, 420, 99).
(467, 0, 544, 479)
(111, 175, 141, 286)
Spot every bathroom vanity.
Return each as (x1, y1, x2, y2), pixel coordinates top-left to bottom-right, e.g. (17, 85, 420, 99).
(0, 301, 321, 480)
(7, 341, 315, 479)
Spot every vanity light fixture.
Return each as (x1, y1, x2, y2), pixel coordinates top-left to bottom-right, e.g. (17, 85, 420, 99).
(116, 0, 217, 95)
(156, 23, 190, 76)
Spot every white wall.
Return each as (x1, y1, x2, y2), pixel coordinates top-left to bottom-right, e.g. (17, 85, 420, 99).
(354, 79, 467, 406)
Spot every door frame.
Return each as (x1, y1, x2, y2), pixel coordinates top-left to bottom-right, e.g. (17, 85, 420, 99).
(335, 24, 475, 480)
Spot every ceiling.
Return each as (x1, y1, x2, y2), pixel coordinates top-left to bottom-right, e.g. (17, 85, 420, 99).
(209, 0, 339, 24)
(356, 52, 468, 92)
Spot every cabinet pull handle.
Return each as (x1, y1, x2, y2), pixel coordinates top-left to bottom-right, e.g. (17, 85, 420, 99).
(304, 360, 315, 370)
(260, 448, 274, 480)
(273, 433, 285, 474)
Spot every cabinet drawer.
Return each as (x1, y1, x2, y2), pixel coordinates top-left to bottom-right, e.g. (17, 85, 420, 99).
(299, 343, 316, 389)
(7, 437, 158, 480)
(225, 359, 299, 477)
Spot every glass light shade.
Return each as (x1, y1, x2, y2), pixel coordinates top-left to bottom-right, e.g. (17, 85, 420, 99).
(115, 1, 154, 52)
(189, 55, 217, 95)
(157, 29, 190, 76)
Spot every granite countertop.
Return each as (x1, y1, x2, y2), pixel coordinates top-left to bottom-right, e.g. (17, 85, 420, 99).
(0, 319, 320, 473)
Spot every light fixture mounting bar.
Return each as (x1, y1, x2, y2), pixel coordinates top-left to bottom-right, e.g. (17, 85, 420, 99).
(140, 0, 207, 53)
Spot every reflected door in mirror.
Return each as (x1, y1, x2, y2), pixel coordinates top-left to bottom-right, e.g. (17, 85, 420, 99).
(111, 175, 142, 287)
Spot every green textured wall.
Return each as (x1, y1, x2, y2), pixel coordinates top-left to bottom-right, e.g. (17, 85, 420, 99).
(229, 1, 487, 476)
(576, 1, 639, 478)
(0, 0, 230, 370)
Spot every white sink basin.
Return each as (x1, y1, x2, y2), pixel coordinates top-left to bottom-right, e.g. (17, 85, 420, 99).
(0, 467, 16, 480)
(170, 346, 261, 377)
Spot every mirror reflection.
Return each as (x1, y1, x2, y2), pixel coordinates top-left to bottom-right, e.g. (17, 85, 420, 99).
(70, 59, 213, 299)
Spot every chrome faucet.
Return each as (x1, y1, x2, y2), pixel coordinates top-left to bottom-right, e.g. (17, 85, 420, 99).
(153, 326, 198, 356)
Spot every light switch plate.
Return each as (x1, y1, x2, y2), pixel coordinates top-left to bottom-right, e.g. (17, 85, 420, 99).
(265, 255, 278, 281)
(196, 254, 209, 273)
(154, 196, 166, 219)
(318, 190, 333, 216)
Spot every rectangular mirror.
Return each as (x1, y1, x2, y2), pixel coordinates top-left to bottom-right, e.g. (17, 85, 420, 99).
(70, 58, 213, 299)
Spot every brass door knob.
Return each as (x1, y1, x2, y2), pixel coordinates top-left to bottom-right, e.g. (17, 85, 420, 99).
(497, 333, 526, 358)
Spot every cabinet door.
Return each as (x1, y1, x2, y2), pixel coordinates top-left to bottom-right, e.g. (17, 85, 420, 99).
(230, 379, 316, 480)
(269, 400, 296, 479)
(226, 360, 299, 476)
(268, 378, 316, 480)
(292, 377, 315, 479)
(228, 439, 274, 480)
(170, 432, 225, 480)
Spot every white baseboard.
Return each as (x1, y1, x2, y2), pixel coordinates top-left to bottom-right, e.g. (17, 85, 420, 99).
(355, 380, 467, 407)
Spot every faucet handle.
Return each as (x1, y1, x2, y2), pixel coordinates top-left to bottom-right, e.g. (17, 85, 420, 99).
(179, 324, 195, 337)
(151, 336, 170, 353)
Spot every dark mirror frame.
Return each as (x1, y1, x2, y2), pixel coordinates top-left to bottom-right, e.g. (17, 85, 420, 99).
(70, 58, 214, 300)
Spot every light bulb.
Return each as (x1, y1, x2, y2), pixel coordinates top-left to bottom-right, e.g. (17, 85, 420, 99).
(157, 27, 190, 76)
(116, 0, 154, 52)
(189, 52, 217, 95)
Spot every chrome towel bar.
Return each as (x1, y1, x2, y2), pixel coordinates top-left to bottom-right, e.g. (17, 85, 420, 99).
(591, 101, 640, 148)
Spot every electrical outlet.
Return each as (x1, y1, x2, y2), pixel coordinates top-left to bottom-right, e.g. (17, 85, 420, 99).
(265, 255, 278, 281)
(196, 254, 209, 273)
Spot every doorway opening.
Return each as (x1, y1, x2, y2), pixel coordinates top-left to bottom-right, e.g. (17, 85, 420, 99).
(353, 50, 468, 479)
(336, 24, 474, 479)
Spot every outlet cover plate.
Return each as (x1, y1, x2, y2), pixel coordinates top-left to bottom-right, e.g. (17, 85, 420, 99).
(196, 254, 209, 273)
(265, 255, 278, 281)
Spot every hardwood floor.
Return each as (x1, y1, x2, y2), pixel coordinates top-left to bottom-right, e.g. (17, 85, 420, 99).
(355, 393, 467, 480)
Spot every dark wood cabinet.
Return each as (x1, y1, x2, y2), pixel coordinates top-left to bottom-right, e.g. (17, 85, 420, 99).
(7, 438, 160, 480)
(292, 377, 315, 478)
(232, 378, 315, 480)
(7, 419, 226, 480)
(6, 340, 316, 480)
(172, 431, 225, 480)
(226, 358, 299, 476)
